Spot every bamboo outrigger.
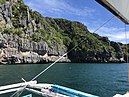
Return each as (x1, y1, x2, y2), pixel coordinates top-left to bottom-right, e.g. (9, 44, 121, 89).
(0, 81, 98, 97)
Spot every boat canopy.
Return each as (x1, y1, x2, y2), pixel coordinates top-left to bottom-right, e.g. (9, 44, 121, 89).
(96, 0, 129, 24)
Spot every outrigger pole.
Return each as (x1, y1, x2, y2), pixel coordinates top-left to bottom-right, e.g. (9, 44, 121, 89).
(0, 81, 37, 95)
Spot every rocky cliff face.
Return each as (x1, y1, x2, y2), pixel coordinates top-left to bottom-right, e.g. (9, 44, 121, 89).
(0, 0, 126, 64)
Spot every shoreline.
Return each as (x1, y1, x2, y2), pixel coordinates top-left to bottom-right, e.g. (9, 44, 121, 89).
(0, 61, 125, 65)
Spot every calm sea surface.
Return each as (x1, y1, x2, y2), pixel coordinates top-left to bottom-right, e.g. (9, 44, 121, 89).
(0, 63, 129, 97)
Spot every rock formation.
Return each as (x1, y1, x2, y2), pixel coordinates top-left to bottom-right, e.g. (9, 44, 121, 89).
(0, 0, 126, 64)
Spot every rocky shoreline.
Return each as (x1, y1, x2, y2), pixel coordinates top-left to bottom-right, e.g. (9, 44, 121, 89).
(0, 37, 125, 64)
(0, 50, 71, 64)
(0, 47, 125, 65)
(0, 33, 125, 64)
(0, 46, 71, 64)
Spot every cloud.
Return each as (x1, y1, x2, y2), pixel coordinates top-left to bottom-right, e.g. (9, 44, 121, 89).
(23, 0, 43, 13)
(88, 25, 129, 43)
(81, 18, 129, 43)
(23, 0, 129, 43)
(23, 0, 95, 18)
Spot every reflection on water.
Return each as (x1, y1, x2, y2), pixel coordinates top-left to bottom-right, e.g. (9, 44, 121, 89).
(0, 63, 129, 97)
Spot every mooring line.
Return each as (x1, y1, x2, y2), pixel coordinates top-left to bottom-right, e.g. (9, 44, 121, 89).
(11, 16, 114, 97)
(31, 16, 115, 81)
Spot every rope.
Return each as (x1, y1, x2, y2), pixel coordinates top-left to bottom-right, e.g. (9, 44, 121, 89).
(125, 24, 129, 83)
(125, 24, 128, 63)
(10, 86, 26, 97)
(10, 16, 114, 97)
(31, 53, 67, 81)
(92, 16, 114, 33)
(31, 15, 115, 81)
(124, 24, 129, 84)
(12, 67, 25, 82)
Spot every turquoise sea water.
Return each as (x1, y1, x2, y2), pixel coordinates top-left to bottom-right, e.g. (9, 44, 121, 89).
(0, 63, 129, 97)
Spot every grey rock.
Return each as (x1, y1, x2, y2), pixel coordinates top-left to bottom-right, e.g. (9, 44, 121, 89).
(0, 2, 12, 28)
(0, 33, 7, 48)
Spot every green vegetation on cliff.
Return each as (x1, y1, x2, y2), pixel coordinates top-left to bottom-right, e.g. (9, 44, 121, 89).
(0, 0, 126, 62)
(0, 0, 6, 4)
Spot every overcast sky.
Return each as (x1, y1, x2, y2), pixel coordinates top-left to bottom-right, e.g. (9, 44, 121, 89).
(23, 0, 129, 43)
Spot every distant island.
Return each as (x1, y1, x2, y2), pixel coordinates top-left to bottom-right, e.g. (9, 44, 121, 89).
(0, 0, 127, 64)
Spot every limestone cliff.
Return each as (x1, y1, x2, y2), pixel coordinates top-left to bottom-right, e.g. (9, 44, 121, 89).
(0, 0, 126, 64)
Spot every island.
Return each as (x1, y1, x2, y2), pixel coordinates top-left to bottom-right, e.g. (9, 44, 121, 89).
(0, 0, 127, 64)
